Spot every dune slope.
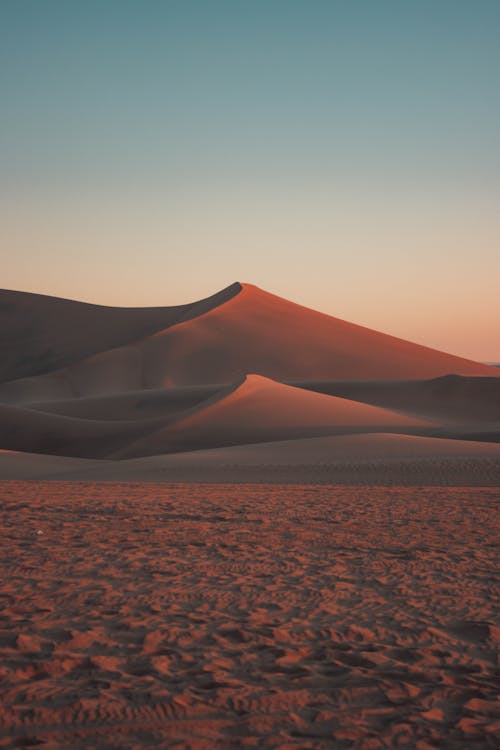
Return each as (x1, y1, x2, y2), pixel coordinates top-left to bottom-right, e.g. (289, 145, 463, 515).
(0, 403, 167, 458)
(26, 385, 220, 421)
(296, 374, 500, 425)
(114, 374, 433, 458)
(0, 283, 241, 384)
(134, 283, 499, 385)
(0, 283, 497, 404)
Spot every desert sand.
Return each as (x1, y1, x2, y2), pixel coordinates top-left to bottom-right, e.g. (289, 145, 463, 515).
(1, 283, 498, 748)
(0, 482, 498, 749)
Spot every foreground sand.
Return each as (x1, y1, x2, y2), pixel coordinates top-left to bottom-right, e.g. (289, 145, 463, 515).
(1, 482, 498, 749)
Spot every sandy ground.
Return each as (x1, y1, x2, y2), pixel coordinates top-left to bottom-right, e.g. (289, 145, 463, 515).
(0, 481, 498, 749)
(2, 434, 500, 485)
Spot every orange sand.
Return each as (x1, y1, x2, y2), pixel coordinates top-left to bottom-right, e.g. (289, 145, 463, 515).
(1, 284, 497, 404)
(0, 482, 498, 749)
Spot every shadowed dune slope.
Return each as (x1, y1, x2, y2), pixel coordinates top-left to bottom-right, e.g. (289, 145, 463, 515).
(0, 403, 169, 458)
(113, 374, 433, 459)
(27, 385, 221, 421)
(296, 375, 500, 425)
(0, 283, 241, 384)
(0, 283, 497, 404)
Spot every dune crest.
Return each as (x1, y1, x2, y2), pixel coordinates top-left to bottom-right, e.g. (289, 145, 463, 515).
(149, 282, 497, 384)
(1, 282, 497, 404)
(0, 283, 241, 385)
(113, 374, 433, 458)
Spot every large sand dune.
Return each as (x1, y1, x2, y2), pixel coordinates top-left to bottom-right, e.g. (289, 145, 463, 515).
(0, 282, 498, 480)
(137, 283, 497, 385)
(0, 283, 497, 405)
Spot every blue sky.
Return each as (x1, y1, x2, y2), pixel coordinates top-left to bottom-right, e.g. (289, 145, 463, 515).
(1, 1, 499, 359)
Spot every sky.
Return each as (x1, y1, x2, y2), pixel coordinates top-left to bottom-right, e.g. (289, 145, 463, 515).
(1, 0, 499, 361)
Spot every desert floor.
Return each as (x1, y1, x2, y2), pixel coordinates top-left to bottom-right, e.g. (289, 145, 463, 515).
(0, 482, 498, 749)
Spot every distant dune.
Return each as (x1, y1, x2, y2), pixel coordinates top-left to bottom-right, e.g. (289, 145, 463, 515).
(0, 283, 498, 481)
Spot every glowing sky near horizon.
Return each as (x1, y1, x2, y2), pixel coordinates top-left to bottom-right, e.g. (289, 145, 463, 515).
(1, 0, 499, 361)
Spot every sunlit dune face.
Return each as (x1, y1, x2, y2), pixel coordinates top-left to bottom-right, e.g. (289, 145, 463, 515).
(142, 283, 497, 386)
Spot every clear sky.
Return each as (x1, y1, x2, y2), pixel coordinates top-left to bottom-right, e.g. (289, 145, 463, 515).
(1, 0, 499, 361)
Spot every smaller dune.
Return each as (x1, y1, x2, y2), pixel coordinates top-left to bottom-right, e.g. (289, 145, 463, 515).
(297, 374, 500, 426)
(0, 403, 164, 459)
(26, 385, 221, 421)
(113, 374, 434, 458)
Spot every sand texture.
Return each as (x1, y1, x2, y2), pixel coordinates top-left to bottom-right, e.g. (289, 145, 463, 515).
(0, 482, 498, 749)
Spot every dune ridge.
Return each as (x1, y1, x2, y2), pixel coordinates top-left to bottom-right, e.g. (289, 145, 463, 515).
(0, 283, 497, 406)
(111, 374, 434, 459)
(0, 282, 241, 385)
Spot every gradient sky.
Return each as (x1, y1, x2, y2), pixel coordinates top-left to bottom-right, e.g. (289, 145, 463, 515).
(1, 0, 499, 360)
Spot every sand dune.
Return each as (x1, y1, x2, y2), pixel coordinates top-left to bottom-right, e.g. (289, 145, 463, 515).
(0, 283, 240, 385)
(134, 283, 500, 384)
(0, 403, 166, 458)
(27, 384, 220, 421)
(298, 374, 500, 425)
(0, 377, 439, 462)
(0, 282, 498, 480)
(0, 283, 497, 404)
(25, 374, 500, 430)
(112, 374, 435, 459)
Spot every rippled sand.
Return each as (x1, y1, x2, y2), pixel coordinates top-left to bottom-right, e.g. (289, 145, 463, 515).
(0, 482, 498, 749)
